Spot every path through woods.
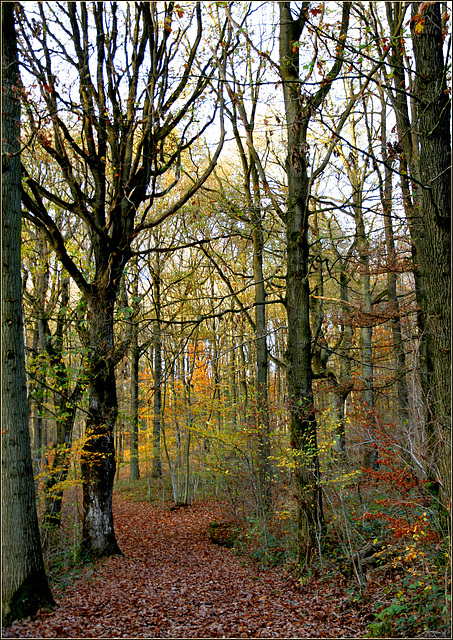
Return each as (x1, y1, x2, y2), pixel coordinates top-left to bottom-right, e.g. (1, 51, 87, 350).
(3, 497, 371, 638)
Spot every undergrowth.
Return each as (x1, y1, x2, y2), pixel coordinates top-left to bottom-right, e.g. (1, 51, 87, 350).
(219, 414, 451, 638)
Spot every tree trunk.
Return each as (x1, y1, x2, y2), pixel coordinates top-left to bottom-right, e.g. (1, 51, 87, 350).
(129, 257, 140, 481)
(279, 1, 350, 564)
(44, 383, 81, 528)
(130, 320, 140, 482)
(411, 1, 451, 514)
(229, 320, 238, 431)
(279, 3, 323, 565)
(31, 322, 44, 474)
(151, 265, 162, 479)
(1, 3, 54, 621)
(29, 229, 50, 474)
(238, 322, 248, 412)
(251, 166, 272, 511)
(80, 291, 122, 559)
(385, 1, 436, 478)
(334, 262, 354, 457)
(129, 330, 140, 482)
(355, 190, 377, 469)
(210, 279, 222, 434)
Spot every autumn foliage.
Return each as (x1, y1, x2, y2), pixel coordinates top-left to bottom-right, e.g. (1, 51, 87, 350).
(3, 0, 451, 636)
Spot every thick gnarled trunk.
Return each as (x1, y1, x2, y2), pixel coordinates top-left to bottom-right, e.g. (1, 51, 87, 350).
(80, 291, 121, 559)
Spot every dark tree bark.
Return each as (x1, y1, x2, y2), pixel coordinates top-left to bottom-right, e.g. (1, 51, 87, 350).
(279, 1, 351, 565)
(80, 287, 122, 558)
(1, 2, 54, 623)
(410, 1, 451, 513)
(384, 1, 439, 485)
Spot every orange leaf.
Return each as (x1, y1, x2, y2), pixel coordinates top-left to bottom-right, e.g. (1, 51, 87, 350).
(414, 19, 425, 34)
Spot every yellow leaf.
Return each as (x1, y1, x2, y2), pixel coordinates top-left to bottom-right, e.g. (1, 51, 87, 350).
(415, 20, 425, 34)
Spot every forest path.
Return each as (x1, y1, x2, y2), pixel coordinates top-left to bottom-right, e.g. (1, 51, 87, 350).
(3, 498, 369, 638)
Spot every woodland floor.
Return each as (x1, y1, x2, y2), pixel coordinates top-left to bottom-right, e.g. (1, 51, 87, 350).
(3, 495, 374, 639)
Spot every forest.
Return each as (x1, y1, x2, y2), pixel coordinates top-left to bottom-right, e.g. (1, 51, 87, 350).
(1, 1, 451, 638)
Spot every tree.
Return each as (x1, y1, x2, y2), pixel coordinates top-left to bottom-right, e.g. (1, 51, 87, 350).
(410, 0, 451, 515)
(381, 2, 431, 429)
(17, 1, 227, 559)
(151, 246, 163, 479)
(1, 2, 54, 622)
(24, 226, 50, 474)
(278, 1, 351, 565)
(129, 256, 141, 482)
(373, 1, 451, 515)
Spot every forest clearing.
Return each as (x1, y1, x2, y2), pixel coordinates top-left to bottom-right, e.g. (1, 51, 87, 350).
(2, 1, 450, 638)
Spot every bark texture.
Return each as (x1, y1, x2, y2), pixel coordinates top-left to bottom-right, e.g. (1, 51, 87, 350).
(1, 3, 54, 622)
(385, 2, 447, 496)
(410, 2, 451, 512)
(80, 288, 122, 559)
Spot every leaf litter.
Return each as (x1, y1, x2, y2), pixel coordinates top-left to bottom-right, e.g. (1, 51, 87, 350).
(2, 498, 370, 638)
